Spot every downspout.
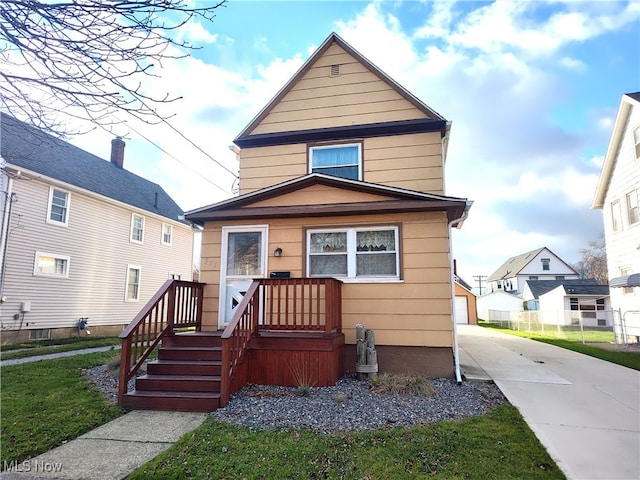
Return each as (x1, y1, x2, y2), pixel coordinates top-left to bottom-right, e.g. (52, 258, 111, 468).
(448, 200, 473, 385)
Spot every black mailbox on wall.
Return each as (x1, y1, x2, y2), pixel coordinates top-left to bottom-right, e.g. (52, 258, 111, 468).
(270, 271, 291, 278)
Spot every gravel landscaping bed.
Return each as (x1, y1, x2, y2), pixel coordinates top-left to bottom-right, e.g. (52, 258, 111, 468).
(213, 375, 507, 433)
(84, 364, 507, 433)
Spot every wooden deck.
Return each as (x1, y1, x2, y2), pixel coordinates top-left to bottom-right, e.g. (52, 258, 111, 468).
(119, 278, 344, 412)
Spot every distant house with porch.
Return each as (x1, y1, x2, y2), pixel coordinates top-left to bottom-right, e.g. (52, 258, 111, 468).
(522, 279, 611, 327)
(487, 247, 579, 295)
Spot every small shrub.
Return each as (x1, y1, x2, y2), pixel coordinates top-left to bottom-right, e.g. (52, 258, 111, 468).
(370, 373, 438, 397)
(332, 393, 349, 404)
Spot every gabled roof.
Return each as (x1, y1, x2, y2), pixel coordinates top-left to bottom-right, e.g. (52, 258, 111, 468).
(454, 274, 473, 291)
(186, 173, 471, 226)
(526, 279, 609, 299)
(592, 92, 640, 209)
(234, 32, 448, 148)
(1, 113, 185, 222)
(487, 247, 577, 282)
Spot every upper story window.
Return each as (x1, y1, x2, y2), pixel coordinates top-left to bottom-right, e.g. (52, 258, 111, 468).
(626, 190, 639, 226)
(309, 143, 361, 181)
(47, 187, 69, 226)
(633, 126, 640, 159)
(611, 200, 622, 232)
(307, 226, 399, 281)
(130, 213, 145, 243)
(541, 258, 550, 271)
(34, 251, 69, 278)
(162, 223, 173, 246)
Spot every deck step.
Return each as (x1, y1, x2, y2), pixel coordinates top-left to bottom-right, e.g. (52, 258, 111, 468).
(146, 359, 221, 376)
(122, 390, 220, 412)
(163, 331, 223, 348)
(135, 374, 221, 392)
(157, 346, 222, 361)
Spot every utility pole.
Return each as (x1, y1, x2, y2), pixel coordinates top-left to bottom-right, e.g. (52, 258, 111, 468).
(473, 275, 487, 295)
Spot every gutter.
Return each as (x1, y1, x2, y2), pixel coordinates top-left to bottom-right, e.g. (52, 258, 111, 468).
(448, 200, 473, 385)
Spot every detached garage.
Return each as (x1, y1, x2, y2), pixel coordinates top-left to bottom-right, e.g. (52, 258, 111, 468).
(455, 280, 477, 325)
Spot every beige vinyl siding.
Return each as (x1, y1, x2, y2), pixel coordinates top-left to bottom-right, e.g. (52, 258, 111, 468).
(199, 211, 453, 347)
(249, 184, 394, 208)
(251, 44, 426, 135)
(1, 178, 194, 331)
(239, 132, 444, 195)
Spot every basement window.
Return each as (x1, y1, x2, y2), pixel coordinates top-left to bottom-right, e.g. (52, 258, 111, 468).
(29, 329, 51, 341)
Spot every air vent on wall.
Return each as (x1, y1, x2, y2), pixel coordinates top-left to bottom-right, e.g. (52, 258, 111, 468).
(330, 64, 340, 77)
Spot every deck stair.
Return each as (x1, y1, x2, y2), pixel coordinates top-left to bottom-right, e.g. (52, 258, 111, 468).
(121, 331, 223, 412)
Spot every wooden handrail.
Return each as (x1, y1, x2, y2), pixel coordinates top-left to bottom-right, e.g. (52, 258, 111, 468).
(220, 280, 260, 406)
(219, 277, 342, 406)
(118, 279, 205, 405)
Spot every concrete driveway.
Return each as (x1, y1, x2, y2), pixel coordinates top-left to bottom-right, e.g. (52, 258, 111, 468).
(458, 324, 640, 480)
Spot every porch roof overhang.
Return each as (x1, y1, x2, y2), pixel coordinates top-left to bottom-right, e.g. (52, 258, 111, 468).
(186, 173, 470, 226)
(609, 274, 640, 288)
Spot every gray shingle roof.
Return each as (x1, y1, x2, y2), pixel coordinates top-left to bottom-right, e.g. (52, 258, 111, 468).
(526, 279, 609, 299)
(626, 92, 640, 102)
(487, 247, 546, 281)
(0, 113, 185, 222)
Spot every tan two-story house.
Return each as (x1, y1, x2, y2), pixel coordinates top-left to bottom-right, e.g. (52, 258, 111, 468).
(186, 33, 472, 378)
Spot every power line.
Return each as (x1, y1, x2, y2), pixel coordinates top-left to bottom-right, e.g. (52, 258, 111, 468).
(160, 117, 239, 179)
(126, 123, 234, 195)
(473, 275, 487, 295)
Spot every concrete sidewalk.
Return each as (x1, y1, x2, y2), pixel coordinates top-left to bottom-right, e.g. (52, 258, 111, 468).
(458, 325, 640, 480)
(1, 410, 207, 480)
(0, 346, 121, 367)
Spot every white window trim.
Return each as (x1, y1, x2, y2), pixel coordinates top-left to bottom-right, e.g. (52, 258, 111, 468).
(626, 189, 639, 226)
(308, 143, 362, 180)
(633, 126, 640, 159)
(125, 264, 142, 302)
(306, 226, 400, 282)
(33, 251, 70, 278)
(130, 213, 145, 244)
(161, 223, 173, 246)
(611, 199, 622, 232)
(46, 186, 70, 227)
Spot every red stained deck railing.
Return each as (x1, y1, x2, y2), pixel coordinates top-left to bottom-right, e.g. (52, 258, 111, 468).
(220, 277, 342, 405)
(118, 280, 205, 405)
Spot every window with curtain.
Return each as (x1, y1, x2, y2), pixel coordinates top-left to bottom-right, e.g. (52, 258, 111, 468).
(308, 227, 399, 279)
(309, 144, 361, 180)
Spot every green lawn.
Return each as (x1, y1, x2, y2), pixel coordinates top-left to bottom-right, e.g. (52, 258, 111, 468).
(0, 336, 121, 361)
(479, 322, 640, 371)
(127, 405, 563, 480)
(1, 350, 126, 465)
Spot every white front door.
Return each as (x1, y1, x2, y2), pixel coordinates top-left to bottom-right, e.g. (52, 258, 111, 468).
(219, 226, 268, 328)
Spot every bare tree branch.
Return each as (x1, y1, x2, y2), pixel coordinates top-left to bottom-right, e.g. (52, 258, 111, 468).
(572, 237, 608, 284)
(0, 0, 226, 137)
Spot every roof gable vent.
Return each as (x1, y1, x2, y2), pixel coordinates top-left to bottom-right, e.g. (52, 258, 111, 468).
(330, 64, 340, 77)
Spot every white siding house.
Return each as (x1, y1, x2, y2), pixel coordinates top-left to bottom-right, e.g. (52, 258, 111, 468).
(0, 114, 195, 343)
(487, 247, 579, 295)
(593, 92, 640, 339)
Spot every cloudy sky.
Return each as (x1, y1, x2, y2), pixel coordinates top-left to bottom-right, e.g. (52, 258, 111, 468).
(68, 0, 639, 287)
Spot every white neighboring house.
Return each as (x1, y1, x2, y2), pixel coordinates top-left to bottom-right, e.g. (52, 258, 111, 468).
(0, 113, 195, 343)
(592, 92, 640, 339)
(487, 247, 580, 295)
(522, 280, 611, 327)
(476, 291, 524, 322)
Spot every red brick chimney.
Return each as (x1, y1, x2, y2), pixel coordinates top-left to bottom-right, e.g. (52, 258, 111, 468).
(111, 137, 125, 168)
